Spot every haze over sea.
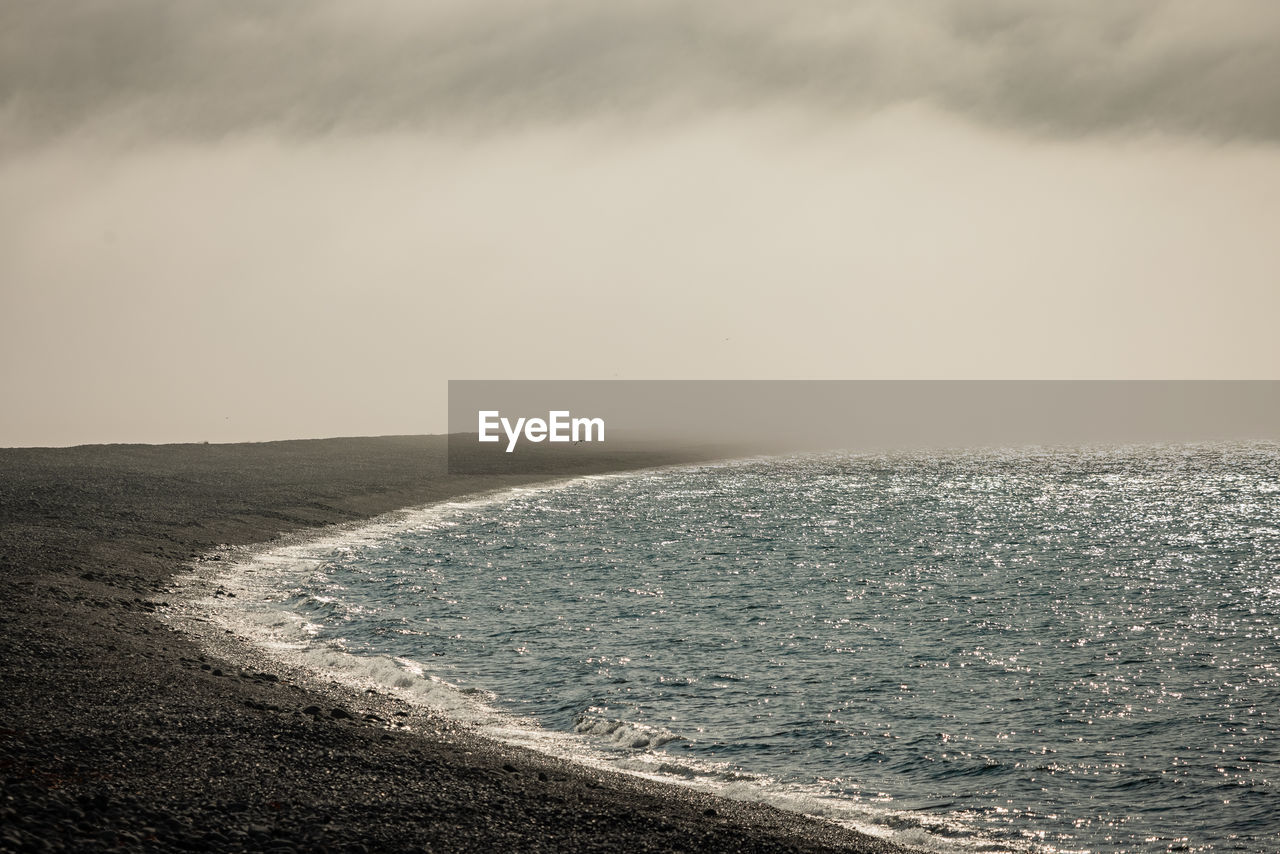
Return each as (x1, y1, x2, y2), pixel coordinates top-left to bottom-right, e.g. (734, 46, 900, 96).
(196, 443, 1280, 852)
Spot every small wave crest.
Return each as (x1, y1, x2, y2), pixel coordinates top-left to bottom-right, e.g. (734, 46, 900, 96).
(573, 712, 685, 750)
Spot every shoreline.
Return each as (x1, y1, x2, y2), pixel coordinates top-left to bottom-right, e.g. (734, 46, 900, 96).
(1, 436, 915, 853)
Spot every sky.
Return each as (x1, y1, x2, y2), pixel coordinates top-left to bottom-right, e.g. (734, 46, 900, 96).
(2, 1, 1279, 446)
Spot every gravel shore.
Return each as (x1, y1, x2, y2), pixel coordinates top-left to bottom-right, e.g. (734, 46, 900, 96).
(1, 436, 915, 853)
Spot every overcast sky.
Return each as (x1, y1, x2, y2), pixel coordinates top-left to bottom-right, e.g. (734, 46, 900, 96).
(3, 1, 1279, 446)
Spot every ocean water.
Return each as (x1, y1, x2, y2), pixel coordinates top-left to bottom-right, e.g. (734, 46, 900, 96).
(192, 443, 1280, 852)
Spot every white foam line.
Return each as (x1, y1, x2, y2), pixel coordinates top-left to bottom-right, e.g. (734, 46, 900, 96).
(164, 470, 1033, 854)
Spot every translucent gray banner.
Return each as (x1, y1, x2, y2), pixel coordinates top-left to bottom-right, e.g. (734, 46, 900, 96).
(447, 380, 1280, 474)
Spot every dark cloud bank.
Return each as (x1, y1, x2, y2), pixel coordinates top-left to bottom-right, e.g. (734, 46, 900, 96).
(3, 0, 1280, 148)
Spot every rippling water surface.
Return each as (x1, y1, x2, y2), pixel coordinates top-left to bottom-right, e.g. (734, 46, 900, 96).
(211, 443, 1280, 852)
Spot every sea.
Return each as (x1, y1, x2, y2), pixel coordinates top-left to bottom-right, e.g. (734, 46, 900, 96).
(181, 442, 1280, 853)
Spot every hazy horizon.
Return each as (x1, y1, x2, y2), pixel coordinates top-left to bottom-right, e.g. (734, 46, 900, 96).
(4, 2, 1279, 446)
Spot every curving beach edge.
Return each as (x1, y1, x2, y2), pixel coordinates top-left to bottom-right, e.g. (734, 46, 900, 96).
(1, 436, 918, 853)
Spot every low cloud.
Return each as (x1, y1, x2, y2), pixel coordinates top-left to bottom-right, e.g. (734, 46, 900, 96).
(3, 0, 1280, 149)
